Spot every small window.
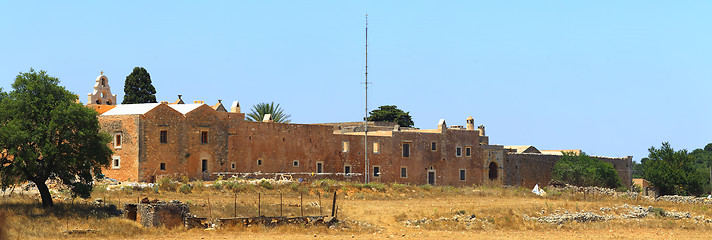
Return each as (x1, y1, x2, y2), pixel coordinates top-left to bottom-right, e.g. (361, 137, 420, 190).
(402, 142, 410, 158)
(459, 169, 466, 181)
(293, 160, 299, 167)
(201, 131, 208, 144)
(114, 132, 122, 148)
(231, 162, 236, 170)
(316, 162, 323, 173)
(344, 165, 351, 176)
(456, 147, 462, 157)
(160, 130, 167, 143)
(112, 156, 120, 169)
(342, 141, 349, 152)
(400, 167, 407, 178)
(431, 142, 437, 151)
(257, 159, 262, 166)
(373, 142, 380, 154)
(160, 162, 166, 171)
(373, 166, 380, 177)
(466, 146, 471, 157)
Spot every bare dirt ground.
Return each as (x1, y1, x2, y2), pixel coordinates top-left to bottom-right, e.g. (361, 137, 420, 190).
(3, 181, 712, 239)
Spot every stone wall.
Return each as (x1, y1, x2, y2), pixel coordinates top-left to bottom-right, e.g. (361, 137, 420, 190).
(135, 201, 190, 228)
(99, 104, 489, 186)
(504, 153, 633, 188)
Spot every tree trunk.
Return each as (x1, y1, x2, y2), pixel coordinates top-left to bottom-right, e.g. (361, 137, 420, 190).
(35, 180, 54, 208)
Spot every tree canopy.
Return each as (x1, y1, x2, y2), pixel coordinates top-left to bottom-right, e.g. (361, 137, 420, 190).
(246, 102, 291, 123)
(0, 69, 113, 207)
(367, 105, 414, 127)
(552, 152, 622, 189)
(642, 142, 706, 196)
(122, 67, 157, 104)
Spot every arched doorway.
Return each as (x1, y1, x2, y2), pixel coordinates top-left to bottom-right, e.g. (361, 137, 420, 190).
(488, 162, 498, 180)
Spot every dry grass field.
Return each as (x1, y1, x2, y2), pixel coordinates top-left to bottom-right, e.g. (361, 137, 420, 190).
(2, 179, 712, 239)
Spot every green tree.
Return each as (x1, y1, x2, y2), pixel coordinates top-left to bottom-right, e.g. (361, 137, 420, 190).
(0, 69, 112, 207)
(122, 67, 157, 104)
(246, 102, 291, 123)
(632, 158, 647, 179)
(552, 152, 622, 189)
(643, 142, 706, 196)
(367, 105, 414, 127)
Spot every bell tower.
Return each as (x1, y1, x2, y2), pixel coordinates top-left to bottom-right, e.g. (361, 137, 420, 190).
(87, 71, 117, 105)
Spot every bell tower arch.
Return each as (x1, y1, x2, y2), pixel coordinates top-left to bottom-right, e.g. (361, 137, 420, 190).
(87, 71, 117, 105)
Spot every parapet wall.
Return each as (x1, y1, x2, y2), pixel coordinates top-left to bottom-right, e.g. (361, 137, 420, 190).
(504, 153, 632, 189)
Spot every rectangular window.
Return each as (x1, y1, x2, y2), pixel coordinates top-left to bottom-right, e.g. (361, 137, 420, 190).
(402, 142, 410, 158)
(316, 162, 323, 173)
(342, 141, 349, 152)
(456, 147, 462, 157)
(400, 167, 407, 178)
(160, 130, 167, 143)
(293, 160, 299, 167)
(114, 132, 122, 148)
(231, 162, 236, 170)
(466, 146, 472, 157)
(160, 162, 166, 171)
(373, 166, 380, 177)
(344, 165, 352, 176)
(201, 159, 208, 172)
(431, 142, 437, 151)
(112, 156, 120, 169)
(373, 142, 380, 154)
(257, 159, 262, 166)
(201, 131, 208, 144)
(459, 169, 466, 181)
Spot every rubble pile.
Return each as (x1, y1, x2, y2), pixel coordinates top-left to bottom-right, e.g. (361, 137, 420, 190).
(403, 213, 488, 229)
(655, 195, 712, 205)
(525, 204, 712, 224)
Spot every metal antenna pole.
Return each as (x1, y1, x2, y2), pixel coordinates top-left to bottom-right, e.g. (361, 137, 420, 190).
(363, 14, 370, 183)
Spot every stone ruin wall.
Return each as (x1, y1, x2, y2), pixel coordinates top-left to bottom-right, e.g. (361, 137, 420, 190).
(504, 153, 633, 189)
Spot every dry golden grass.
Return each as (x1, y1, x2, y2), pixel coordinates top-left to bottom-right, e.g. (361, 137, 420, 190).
(3, 181, 712, 239)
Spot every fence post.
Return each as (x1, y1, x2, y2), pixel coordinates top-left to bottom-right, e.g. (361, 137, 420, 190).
(331, 191, 337, 217)
(258, 193, 261, 216)
(318, 190, 322, 215)
(234, 191, 237, 218)
(208, 197, 213, 220)
(300, 192, 303, 217)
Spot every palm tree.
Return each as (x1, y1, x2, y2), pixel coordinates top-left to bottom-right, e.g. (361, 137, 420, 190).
(246, 102, 292, 123)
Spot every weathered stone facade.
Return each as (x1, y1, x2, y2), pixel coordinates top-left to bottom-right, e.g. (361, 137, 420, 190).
(504, 153, 633, 188)
(98, 103, 498, 186)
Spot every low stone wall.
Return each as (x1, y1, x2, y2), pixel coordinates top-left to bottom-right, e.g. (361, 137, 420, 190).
(133, 201, 190, 228)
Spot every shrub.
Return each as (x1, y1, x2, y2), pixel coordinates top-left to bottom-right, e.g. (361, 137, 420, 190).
(211, 181, 224, 191)
(419, 184, 432, 191)
(179, 183, 192, 194)
(259, 180, 274, 190)
(157, 177, 179, 192)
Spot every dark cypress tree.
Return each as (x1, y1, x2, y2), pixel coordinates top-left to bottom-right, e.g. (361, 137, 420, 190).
(122, 67, 157, 104)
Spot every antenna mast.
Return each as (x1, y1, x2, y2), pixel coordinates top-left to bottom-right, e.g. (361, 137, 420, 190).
(363, 14, 370, 183)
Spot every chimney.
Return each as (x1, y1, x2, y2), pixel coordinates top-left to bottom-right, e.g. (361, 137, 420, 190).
(231, 101, 241, 113)
(262, 114, 273, 122)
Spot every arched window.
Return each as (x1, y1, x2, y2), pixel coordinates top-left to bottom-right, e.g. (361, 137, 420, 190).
(101, 79, 106, 87)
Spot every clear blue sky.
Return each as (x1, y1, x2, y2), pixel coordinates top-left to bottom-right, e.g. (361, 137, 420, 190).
(1, 1, 710, 162)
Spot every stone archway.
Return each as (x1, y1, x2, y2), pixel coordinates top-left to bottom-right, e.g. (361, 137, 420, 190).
(488, 162, 498, 180)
